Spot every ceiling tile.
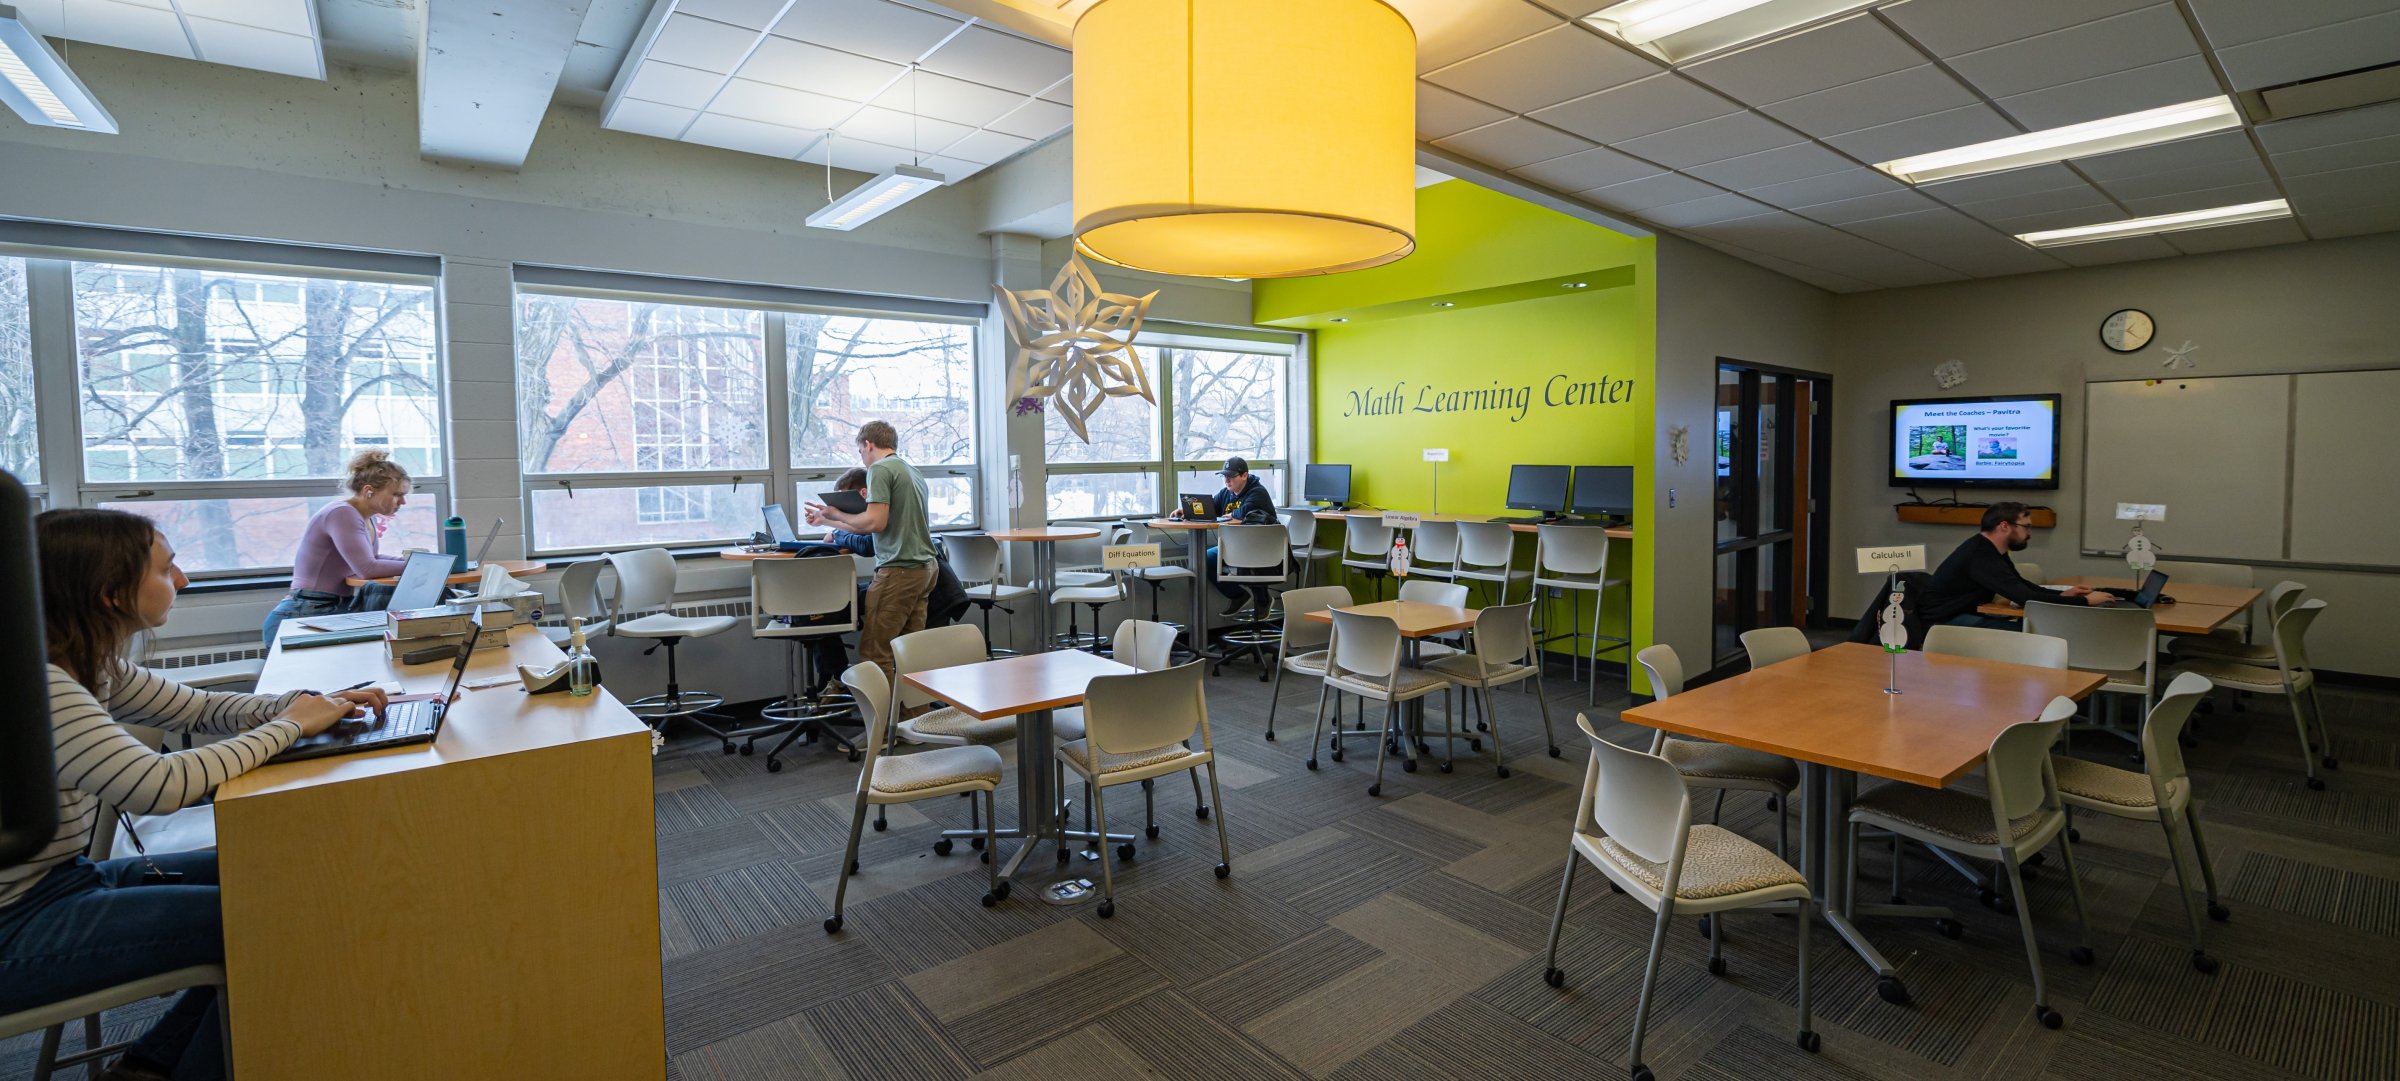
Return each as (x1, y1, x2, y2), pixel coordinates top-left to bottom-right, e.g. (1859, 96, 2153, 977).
(2184, 0, 2395, 46)
(1039, 78, 1070, 105)
(1615, 111, 1802, 169)
(918, 24, 1069, 96)
(685, 112, 819, 157)
(772, 0, 963, 65)
(187, 16, 319, 78)
(1920, 240, 2071, 277)
(2118, 180, 2282, 216)
(1757, 65, 1980, 138)
(1787, 186, 1939, 222)
(2299, 199, 2400, 240)
(1690, 238, 1880, 292)
(1913, 161, 2091, 203)
(1944, 5, 2202, 101)
(1748, 168, 1907, 210)
(2072, 130, 2258, 181)
(1430, 118, 1596, 170)
(1525, 0, 1610, 16)
(1833, 207, 1996, 246)
(1384, 0, 1562, 71)
(985, 96, 1070, 140)
(834, 104, 973, 152)
(606, 98, 700, 139)
(1820, 103, 2020, 163)
(1992, 56, 2222, 130)
(939, 127, 1035, 164)
(2092, 157, 2273, 203)
(710, 78, 856, 127)
(1642, 193, 1779, 228)
(675, 0, 788, 32)
(743, 36, 905, 100)
(2284, 160, 2400, 212)
(919, 155, 985, 182)
(2044, 234, 2182, 266)
(1685, 141, 1856, 188)
(799, 135, 918, 173)
(867, 70, 1023, 129)
(1417, 82, 1512, 140)
(1826, 212, 2072, 279)
(2271, 134, 2400, 179)
(1529, 75, 1739, 144)
(1423, 25, 1660, 113)
(2212, 9, 2400, 91)
(647, 14, 758, 74)
(2256, 100, 2400, 155)
(179, 0, 313, 37)
(62, 0, 194, 58)
(624, 60, 730, 110)
(1879, 0, 2156, 58)
(1510, 146, 1662, 192)
(1948, 182, 2116, 225)
(1581, 172, 1726, 211)
(1965, 204, 2131, 234)
(1682, 14, 1923, 106)
(2162, 217, 2309, 254)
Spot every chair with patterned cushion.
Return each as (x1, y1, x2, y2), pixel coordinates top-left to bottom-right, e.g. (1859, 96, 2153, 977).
(1424, 601, 1559, 776)
(1053, 619, 1201, 851)
(1539, 714, 1819, 1081)
(1396, 578, 1469, 661)
(890, 623, 1014, 840)
(946, 533, 1038, 656)
(1846, 696, 2094, 1029)
(1739, 626, 1809, 670)
(1055, 661, 1233, 918)
(1263, 585, 1354, 742)
(2173, 599, 2335, 789)
(2023, 600, 2156, 747)
(1307, 608, 1452, 797)
(2167, 580, 2305, 664)
(1924, 624, 2070, 670)
(824, 661, 1003, 933)
(2051, 671, 2226, 974)
(1636, 644, 1799, 858)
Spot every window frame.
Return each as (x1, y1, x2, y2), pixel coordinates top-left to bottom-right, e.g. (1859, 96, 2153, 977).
(1044, 329, 1296, 522)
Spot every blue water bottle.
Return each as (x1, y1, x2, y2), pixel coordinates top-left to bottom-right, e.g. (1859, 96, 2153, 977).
(442, 515, 468, 572)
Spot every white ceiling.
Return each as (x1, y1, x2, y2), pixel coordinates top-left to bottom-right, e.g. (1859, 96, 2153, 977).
(1410, 0, 2400, 291)
(13, 0, 325, 80)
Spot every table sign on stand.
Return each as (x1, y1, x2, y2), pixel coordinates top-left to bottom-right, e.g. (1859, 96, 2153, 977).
(1423, 447, 1447, 511)
(1856, 545, 1926, 695)
(1102, 544, 1162, 570)
(2116, 502, 2164, 574)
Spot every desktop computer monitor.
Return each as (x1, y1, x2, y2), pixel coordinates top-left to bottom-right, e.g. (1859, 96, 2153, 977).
(1303, 463, 1352, 507)
(1570, 465, 1635, 518)
(1505, 465, 1570, 516)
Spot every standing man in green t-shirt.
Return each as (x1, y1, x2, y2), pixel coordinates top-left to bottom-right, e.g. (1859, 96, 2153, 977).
(803, 420, 936, 677)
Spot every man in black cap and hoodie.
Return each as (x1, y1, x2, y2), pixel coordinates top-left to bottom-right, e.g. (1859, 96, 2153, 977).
(1171, 456, 1281, 619)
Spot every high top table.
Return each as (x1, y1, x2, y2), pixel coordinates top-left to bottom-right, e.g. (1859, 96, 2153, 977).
(1620, 642, 2104, 1006)
(1144, 517, 1218, 660)
(987, 525, 1102, 652)
(903, 648, 1134, 903)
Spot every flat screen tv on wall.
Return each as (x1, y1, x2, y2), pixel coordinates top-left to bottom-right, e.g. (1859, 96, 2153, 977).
(1889, 394, 2061, 490)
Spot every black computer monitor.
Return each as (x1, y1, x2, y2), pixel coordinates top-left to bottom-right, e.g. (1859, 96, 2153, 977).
(1505, 465, 1571, 516)
(1303, 463, 1352, 507)
(1570, 465, 1635, 518)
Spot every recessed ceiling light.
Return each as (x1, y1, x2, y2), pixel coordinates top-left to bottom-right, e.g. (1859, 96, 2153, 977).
(2014, 199, 2291, 248)
(806, 165, 945, 231)
(1432, 301, 1454, 308)
(0, 5, 116, 133)
(1330, 317, 1349, 323)
(1876, 97, 2243, 185)
(1585, 0, 1880, 63)
(1564, 282, 1588, 289)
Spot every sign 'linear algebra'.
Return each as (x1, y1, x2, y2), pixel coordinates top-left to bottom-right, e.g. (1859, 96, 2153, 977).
(996, 253, 1159, 444)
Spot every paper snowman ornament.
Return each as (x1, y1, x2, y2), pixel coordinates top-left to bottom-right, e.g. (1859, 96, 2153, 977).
(1878, 584, 1909, 653)
(2125, 531, 2158, 575)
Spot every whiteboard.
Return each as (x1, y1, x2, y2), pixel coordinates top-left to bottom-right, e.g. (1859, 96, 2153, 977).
(2291, 369, 2400, 566)
(2082, 376, 2289, 562)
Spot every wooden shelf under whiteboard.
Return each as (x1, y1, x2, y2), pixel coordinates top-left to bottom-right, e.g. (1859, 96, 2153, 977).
(1895, 504, 2056, 528)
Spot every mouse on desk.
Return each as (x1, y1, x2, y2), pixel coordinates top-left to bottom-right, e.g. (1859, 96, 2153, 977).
(2154, 594, 2177, 605)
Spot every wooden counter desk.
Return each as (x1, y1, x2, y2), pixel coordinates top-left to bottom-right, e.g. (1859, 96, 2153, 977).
(344, 557, 546, 587)
(217, 624, 665, 1080)
(1332, 508, 1631, 540)
(1974, 576, 2261, 637)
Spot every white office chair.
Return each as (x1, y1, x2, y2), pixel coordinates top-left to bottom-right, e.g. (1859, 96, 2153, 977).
(1123, 521, 1198, 656)
(749, 554, 861, 772)
(1451, 520, 1529, 606)
(1424, 601, 1560, 773)
(1054, 619, 1204, 849)
(541, 556, 611, 646)
(1738, 626, 1809, 669)
(1533, 523, 1629, 706)
(1055, 661, 1233, 918)
(1396, 578, 1470, 661)
(1847, 697, 2094, 1029)
(2023, 600, 2156, 747)
(1, 967, 233, 1081)
(1308, 608, 1453, 797)
(1637, 644, 1798, 858)
(889, 622, 1014, 844)
(2155, 560, 2256, 642)
(824, 661, 1003, 934)
(2051, 671, 2227, 974)
(1539, 715, 1818, 1081)
(1341, 518, 1395, 599)
(1051, 532, 1127, 652)
(1407, 519, 1460, 581)
(946, 533, 1037, 656)
(1262, 585, 1354, 743)
(2167, 580, 2305, 663)
(1282, 508, 1341, 588)
(605, 548, 746, 749)
(2012, 561, 2043, 584)
(1213, 522, 1292, 673)
(1924, 625, 2070, 669)
(2174, 599, 2335, 789)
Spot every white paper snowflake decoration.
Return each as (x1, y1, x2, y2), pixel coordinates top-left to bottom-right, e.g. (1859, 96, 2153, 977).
(2161, 341, 2199, 370)
(1933, 359, 1968, 389)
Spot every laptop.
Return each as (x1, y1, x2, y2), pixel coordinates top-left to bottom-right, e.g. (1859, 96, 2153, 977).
(462, 518, 503, 571)
(271, 608, 481, 763)
(298, 550, 458, 632)
(2094, 570, 2170, 609)
(1180, 493, 1221, 519)
(745, 503, 801, 552)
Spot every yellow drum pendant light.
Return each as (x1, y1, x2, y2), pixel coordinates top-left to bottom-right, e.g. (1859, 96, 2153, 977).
(1072, 0, 1417, 279)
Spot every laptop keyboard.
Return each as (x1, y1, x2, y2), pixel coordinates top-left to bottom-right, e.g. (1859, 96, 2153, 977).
(370, 699, 440, 740)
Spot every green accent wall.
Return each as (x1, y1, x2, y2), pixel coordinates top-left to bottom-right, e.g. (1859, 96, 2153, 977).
(1253, 181, 1660, 689)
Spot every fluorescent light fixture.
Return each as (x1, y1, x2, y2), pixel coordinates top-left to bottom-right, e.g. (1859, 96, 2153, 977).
(1585, 0, 1879, 62)
(0, 5, 116, 133)
(1876, 97, 2242, 185)
(2014, 199, 2290, 248)
(805, 164, 944, 231)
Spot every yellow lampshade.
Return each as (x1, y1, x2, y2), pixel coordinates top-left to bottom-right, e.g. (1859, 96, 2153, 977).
(1072, 0, 1417, 279)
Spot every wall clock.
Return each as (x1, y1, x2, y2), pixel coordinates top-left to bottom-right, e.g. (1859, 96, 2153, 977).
(2100, 309, 2154, 352)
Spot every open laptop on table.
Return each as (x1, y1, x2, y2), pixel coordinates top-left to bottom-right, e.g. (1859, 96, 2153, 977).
(1180, 493, 1221, 519)
(298, 550, 457, 632)
(742, 503, 803, 553)
(272, 608, 482, 763)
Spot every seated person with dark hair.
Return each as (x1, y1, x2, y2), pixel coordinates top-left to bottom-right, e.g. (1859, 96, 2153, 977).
(786, 468, 970, 698)
(1919, 501, 2116, 628)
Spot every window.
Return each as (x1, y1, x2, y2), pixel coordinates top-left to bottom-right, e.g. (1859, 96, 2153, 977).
(65, 260, 445, 575)
(517, 283, 982, 554)
(1044, 334, 1293, 520)
(0, 257, 31, 481)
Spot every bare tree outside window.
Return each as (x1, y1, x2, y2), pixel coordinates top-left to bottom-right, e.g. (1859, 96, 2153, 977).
(1172, 348, 1286, 462)
(0, 258, 32, 479)
(788, 315, 974, 467)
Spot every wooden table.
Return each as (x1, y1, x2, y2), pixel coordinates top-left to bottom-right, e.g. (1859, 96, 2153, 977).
(220, 624, 663, 1079)
(1975, 576, 2261, 636)
(1305, 600, 1482, 767)
(904, 649, 1135, 903)
(345, 557, 546, 587)
(987, 526, 1101, 652)
(1621, 642, 2104, 1002)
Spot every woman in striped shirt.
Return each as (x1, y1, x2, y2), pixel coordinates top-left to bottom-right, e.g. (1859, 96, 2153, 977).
(0, 509, 386, 1081)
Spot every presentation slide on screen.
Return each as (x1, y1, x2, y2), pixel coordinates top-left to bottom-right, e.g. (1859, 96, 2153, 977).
(1892, 399, 2056, 483)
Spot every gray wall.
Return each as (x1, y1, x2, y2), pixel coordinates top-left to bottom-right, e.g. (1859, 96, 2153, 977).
(1827, 232, 2400, 677)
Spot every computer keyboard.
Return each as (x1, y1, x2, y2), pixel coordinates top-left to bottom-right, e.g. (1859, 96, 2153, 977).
(1487, 515, 1552, 523)
(1544, 519, 1620, 528)
(366, 699, 440, 739)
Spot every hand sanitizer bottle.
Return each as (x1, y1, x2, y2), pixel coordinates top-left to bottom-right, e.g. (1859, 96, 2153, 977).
(1388, 534, 1410, 579)
(566, 617, 598, 697)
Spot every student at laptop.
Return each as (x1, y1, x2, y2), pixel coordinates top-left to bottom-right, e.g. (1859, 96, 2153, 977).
(1170, 456, 1281, 618)
(262, 450, 414, 644)
(1920, 502, 2117, 628)
(6, 509, 385, 1081)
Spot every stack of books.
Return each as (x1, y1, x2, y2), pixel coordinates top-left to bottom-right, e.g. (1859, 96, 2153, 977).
(386, 601, 517, 661)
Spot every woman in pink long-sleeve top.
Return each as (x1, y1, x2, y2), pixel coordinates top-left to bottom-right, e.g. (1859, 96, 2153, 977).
(260, 450, 414, 644)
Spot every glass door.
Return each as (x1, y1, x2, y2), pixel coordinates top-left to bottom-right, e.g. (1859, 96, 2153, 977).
(1713, 362, 1831, 669)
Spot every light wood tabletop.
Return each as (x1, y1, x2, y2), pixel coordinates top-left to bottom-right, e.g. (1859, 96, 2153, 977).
(1622, 642, 2106, 789)
(2055, 575, 2262, 610)
(986, 525, 1101, 542)
(1303, 599, 1481, 637)
(1144, 517, 1220, 529)
(1333, 509, 1631, 539)
(345, 557, 545, 587)
(1975, 575, 2260, 636)
(903, 649, 1135, 720)
(719, 546, 794, 560)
